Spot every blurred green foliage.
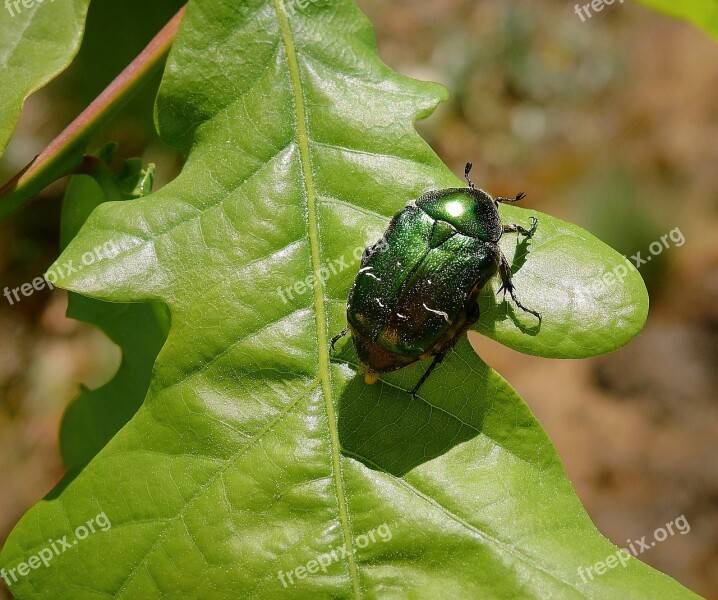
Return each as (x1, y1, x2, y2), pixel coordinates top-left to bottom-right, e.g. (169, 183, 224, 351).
(634, 0, 718, 39)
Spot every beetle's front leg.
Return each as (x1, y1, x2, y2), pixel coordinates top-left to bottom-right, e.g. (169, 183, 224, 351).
(502, 216, 538, 238)
(330, 328, 348, 352)
(496, 192, 527, 204)
(497, 251, 542, 324)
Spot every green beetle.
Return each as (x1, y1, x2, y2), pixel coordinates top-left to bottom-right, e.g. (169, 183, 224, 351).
(332, 163, 540, 397)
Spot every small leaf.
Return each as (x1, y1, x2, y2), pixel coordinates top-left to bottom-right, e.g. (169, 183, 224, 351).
(59, 149, 169, 471)
(633, 0, 718, 39)
(476, 203, 649, 358)
(0, 0, 90, 156)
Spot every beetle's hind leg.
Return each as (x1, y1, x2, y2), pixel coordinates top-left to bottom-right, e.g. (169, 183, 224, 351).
(410, 302, 480, 398)
(330, 328, 348, 352)
(497, 251, 542, 324)
(503, 216, 538, 238)
(410, 347, 450, 398)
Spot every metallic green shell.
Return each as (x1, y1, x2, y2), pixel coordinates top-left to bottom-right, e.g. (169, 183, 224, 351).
(417, 187, 501, 242)
(347, 198, 500, 372)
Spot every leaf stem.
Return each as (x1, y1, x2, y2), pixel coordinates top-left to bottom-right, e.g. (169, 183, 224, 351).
(0, 4, 186, 219)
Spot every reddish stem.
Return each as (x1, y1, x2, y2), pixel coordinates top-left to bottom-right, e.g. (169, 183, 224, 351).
(0, 4, 186, 217)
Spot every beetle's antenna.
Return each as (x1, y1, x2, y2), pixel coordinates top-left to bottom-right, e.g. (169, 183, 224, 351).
(464, 162, 475, 189)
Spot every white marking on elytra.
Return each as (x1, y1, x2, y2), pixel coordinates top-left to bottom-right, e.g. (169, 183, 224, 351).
(423, 303, 451, 323)
(359, 267, 380, 280)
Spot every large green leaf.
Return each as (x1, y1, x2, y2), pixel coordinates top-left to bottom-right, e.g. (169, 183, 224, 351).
(633, 0, 718, 39)
(0, 0, 90, 156)
(0, 0, 694, 598)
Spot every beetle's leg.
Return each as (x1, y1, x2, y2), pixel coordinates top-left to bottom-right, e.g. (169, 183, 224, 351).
(330, 328, 348, 352)
(410, 348, 449, 398)
(497, 252, 542, 324)
(410, 299, 480, 397)
(503, 216, 538, 238)
(496, 191, 527, 204)
(411, 328, 469, 397)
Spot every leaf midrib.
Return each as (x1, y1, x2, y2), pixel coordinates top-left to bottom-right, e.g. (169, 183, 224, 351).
(273, 1, 361, 598)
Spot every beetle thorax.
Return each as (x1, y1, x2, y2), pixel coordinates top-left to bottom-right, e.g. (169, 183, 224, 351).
(416, 188, 502, 243)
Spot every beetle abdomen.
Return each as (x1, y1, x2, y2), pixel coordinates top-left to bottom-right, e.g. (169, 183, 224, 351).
(348, 325, 418, 374)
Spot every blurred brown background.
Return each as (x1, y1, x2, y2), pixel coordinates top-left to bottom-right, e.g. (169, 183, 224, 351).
(1, 0, 717, 598)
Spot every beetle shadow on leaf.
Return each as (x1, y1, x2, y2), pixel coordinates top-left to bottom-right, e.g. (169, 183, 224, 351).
(480, 234, 540, 336)
(333, 338, 497, 477)
(509, 230, 532, 274)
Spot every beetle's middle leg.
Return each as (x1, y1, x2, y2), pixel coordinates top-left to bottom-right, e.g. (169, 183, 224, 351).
(497, 251, 542, 324)
(503, 216, 538, 238)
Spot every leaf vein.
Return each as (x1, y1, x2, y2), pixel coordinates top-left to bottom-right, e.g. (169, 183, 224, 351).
(273, 1, 362, 598)
(112, 379, 318, 598)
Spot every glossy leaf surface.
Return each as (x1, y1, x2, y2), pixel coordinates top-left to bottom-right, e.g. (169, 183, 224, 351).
(0, 1, 692, 598)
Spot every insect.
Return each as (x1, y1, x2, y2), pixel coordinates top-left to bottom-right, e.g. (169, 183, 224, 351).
(331, 162, 541, 397)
